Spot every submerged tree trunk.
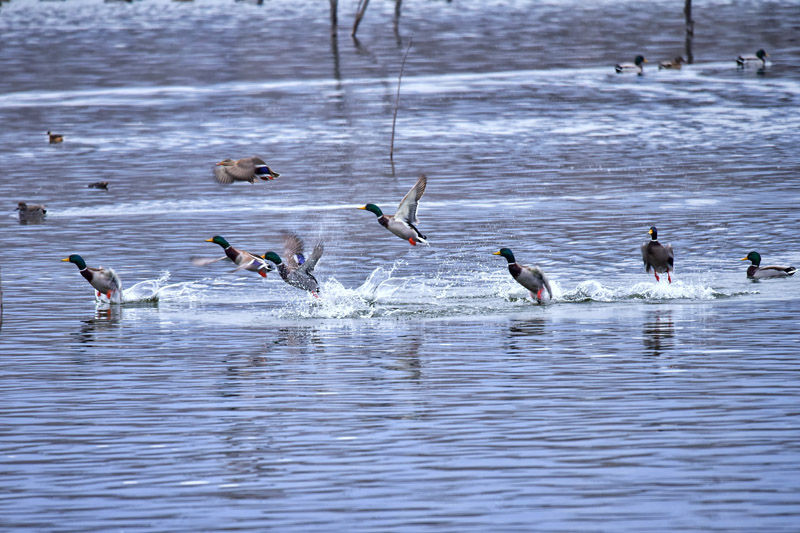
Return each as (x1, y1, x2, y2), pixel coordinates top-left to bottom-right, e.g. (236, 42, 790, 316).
(352, 0, 370, 38)
(329, 0, 338, 34)
(390, 38, 413, 163)
(684, 0, 694, 64)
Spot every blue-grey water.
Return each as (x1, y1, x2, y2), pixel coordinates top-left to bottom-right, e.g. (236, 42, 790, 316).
(2, 0, 800, 530)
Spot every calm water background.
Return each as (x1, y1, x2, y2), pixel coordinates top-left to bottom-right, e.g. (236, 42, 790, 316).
(2, 0, 800, 530)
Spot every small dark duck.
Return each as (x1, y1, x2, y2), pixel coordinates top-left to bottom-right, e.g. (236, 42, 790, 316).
(16, 201, 47, 223)
(615, 55, 648, 75)
(359, 174, 428, 246)
(736, 49, 768, 68)
(47, 130, 63, 144)
(62, 254, 122, 300)
(213, 156, 279, 184)
(741, 251, 796, 280)
(196, 236, 272, 277)
(262, 232, 324, 296)
(493, 248, 552, 304)
(88, 181, 109, 190)
(659, 56, 686, 70)
(641, 226, 674, 283)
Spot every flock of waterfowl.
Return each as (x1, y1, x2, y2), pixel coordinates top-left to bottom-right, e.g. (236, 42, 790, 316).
(614, 48, 768, 75)
(21, 46, 795, 306)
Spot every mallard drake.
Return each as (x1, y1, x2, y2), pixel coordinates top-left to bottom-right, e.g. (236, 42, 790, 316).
(641, 226, 674, 283)
(16, 201, 46, 223)
(47, 130, 63, 144)
(62, 254, 122, 300)
(359, 174, 428, 246)
(196, 235, 272, 277)
(741, 251, 796, 279)
(659, 56, 685, 70)
(736, 49, 768, 68)
(493, 248, 552, 304)
(615, 55, 648, 74)
(213, 157, 279, 184)
(88, 181, 109, 190)
(262, 232, 323, 295)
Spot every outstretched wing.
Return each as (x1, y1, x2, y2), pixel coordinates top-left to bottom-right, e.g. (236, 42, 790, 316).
(665, 243, 674, 269)
(213, 159, 255, 184)
(394, 174, 427, 225)
(299, 242, 324, 274)
(191, 256, 228, 267)
(213, 165, 235, 184)
(282, 232, 306, 271)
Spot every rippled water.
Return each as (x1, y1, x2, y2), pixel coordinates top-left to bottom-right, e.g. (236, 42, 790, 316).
(2, 0, 800, 530)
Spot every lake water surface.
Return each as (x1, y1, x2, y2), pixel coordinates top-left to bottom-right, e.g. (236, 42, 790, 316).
(2, 0, 800, 530)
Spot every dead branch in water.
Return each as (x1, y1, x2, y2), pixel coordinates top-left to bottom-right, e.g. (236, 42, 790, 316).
(390, 37, 413, 163)
(684, 0, 694, 64)
(329, 0, 338, 34)
(352, 0, 370, 38)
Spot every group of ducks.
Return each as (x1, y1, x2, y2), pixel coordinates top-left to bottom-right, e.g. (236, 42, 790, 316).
(614, 48, 768, 74)
(58, 167, 796, 305)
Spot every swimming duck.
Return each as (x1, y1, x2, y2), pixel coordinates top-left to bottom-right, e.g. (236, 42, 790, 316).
(741, 251, 796, 279)
(615, 55, 648, 74)
(88, 181, 109, 190)
(493, 248, 552, 304)
(213, 157, 279, 184)
(359, 174, 428, 246)
(197, 235, 272, 277)
(262, 232, 324, 295)
(16, 201, 47, 223)
(641, 226, 674, 283)
(659, 56, 685, 70)
(736, 49, 768, 68)
(62, 254, 123, 300)
(47, 130, 63, 144)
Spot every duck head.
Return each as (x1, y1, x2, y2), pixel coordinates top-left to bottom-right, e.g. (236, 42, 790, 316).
(261, 251, 282, 265)
(493, 248, 517, 264)
(635, 55, 648, 66)
(756, 49, 768, 60)
(206, 235, 230, 248)
(359, 203, 383, 217)
(648, 226, 658, 240)
(741, 251, 761, 266)
(16, 202, 27, 211)
(62, 254, 87, 269)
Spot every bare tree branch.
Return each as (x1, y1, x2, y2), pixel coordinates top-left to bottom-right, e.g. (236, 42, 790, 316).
(390, 37, 413, 162)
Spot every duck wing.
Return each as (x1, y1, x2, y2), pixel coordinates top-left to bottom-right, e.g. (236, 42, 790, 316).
(282, 231, 306, 271)
(394, 174, 427, 225)
(88, 266, 122, 293)
(299, 242, 324, 274)
(755, 265, 797, 278)
(213, 159, 255, 184)
(191, 256, 228, 267)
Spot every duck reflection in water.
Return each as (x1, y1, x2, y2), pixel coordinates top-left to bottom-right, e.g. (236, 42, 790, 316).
(506, 318, 546, 355)
(76, 307, 122, 344)
(642, 309, 674, 357)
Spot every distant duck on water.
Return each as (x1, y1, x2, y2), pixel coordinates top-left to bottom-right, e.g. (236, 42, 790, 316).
(62, 254, 122, 301)
(641, 226, 674, 283)
(493, 248, 552, 304)
(659, 56, 686, 70)
(47, 130, 63, 143)
(741, 251, 796, 280)
(213, 157, 279, 184)
(16, 201, 46, 223)
(615, 55, 648, 75)
(736, 49, 768, 68)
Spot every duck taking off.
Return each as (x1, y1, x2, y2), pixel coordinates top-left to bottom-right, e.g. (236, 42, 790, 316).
(741, 251, 796, 279)
(213, 157, 279, 184)
(615, 55, 648, 74)
(736, 49, 768, 68)
(197, 236, 272, 277)
(359, 174, 428, 246)
(493, 248, 552, 304)
(641, 226, 674, 283)
(62, 254, 123, 301)
(262, 232, 324, 296)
